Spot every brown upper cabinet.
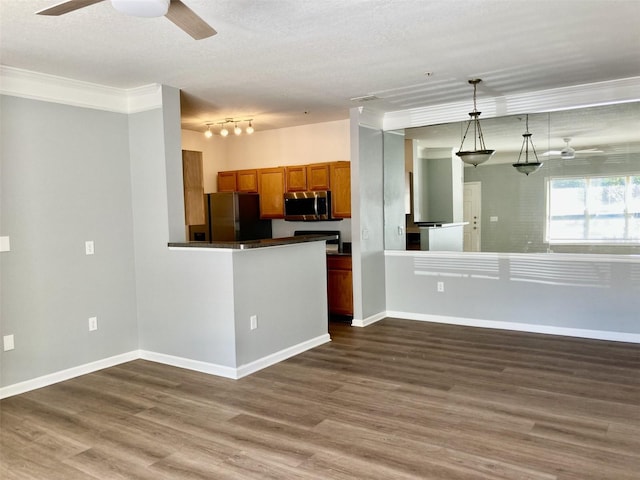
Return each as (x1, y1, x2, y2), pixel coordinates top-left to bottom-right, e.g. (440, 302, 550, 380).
(286, 163, 331, 192)
(218, 161, 350, 219)
(330, 161, 351, 219)
(285, 165, 307, 192)
(217, 170, 237, 192)
(236, 169, 258, 193)
(257, 167, 286, 219)
(306, 163, 331, 191)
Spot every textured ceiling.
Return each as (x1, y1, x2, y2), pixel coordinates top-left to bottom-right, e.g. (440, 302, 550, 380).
(1, 0, 639, 133)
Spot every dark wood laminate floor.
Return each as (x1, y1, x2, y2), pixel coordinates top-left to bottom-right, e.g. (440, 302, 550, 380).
(1, 318, 639, 479)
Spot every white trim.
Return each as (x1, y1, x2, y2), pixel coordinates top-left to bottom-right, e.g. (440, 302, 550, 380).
(235, 334, 331, 378)
(139, 335, 331, 379)
(352, 311, 386, 328)
(1, 334, 332, 397)
(0, 350, 139, 399)
(385, 311, 640, 344)
(0, 66, 162, 113)
(139, 350, 238, 379)
(383, 249, 640, 264)
(383, 76, 640, 131)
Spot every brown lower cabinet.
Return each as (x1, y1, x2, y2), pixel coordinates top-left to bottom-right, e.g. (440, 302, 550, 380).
(327, 254, 353, 316)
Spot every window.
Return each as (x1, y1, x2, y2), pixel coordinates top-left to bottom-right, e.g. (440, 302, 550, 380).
(547, 174, 640, 244)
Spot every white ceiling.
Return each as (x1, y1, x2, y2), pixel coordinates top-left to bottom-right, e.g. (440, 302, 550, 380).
(1, 0, 640, 133)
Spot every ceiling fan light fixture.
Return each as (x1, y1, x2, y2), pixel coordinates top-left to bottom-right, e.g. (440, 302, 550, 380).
(560, 139, 576, 159)
(234, 123, 242, 136)
(456, 79, 495, 167)
(246, 121, 254, 134)
(111, 0, 170, 18)
(204, 124, 213, 138)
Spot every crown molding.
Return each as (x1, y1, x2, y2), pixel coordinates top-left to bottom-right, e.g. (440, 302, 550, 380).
(0, 66, 162, 113)
(383, 76, 640, 131)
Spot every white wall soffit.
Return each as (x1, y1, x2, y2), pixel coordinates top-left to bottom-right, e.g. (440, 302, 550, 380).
(383, 76, 640, 131)
(0, 66, 162, 113)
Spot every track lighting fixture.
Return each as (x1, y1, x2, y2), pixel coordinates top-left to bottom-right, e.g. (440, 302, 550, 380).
(203, 118, 255, 138)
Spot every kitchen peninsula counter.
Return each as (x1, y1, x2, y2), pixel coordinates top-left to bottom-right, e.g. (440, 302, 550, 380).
(157, 237, 330, 380)
(168, 233, 338, 250)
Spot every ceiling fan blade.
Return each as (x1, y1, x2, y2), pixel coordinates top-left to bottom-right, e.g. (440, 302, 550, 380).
(36, 0, 105, 16)
(541, 150, 562, 157)
(576, 148, 604, 154)
(165, 0, 216, 40)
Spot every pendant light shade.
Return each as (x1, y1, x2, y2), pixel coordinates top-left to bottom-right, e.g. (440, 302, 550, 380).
(456, 79, 495, 167)
(512, 115, 543, 176)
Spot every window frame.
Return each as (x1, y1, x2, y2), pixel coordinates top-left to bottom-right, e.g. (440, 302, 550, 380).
(545, 173, 640, 245)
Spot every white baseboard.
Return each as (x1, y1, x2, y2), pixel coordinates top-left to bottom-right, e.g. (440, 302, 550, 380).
(0, 350, 139, 399)
(139, 350, 238, 379)
(236, 334, 331, 378)
(386, 311, 640, 344)
(351, 311, 386, 328)
(1, 335, 332, 398)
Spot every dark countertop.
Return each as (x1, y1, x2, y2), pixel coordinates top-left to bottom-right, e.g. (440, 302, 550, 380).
(168, 233, 339, 250)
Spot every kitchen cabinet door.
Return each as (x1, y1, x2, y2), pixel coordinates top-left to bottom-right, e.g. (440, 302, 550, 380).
(217, 170, 237, 192)
(327, 255, 353, 316)
(306, 163, 330, 191)
(285, 165, 307, 192)
(182, 150, 205, 225)
(237, 169, 258, 193)
(329, 161, 351, 218)
(257, 167, 285, 218)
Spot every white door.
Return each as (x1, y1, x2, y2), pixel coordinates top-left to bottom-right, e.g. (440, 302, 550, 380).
(463, 182, 481, 252)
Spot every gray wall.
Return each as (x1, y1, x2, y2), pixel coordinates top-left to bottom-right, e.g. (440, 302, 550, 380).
(351, 119, 386, 322)
(383, 131, 406, 250)
(385, 252, 640, 336)
(464, 155, 640, 254)
(233, 242, 328, 366)
(129, 93, 237, 367)
(0, 95, 139, 386)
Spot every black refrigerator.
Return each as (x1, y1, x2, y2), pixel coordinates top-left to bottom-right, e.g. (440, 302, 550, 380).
(188, 193, 272, 242)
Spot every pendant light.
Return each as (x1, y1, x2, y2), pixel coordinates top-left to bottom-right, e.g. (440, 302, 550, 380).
(204, 124, 213, 138)
(456, 79, 495, 167)
(234, 122, 242, 135)
(246, 121, 254, 134)
(512, 114, 543, 176)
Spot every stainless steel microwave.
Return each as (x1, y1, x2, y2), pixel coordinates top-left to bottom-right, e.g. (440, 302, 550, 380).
(283, 191, 331, 221)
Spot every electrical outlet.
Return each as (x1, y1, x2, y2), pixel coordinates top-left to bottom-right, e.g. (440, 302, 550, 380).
(250, 315, 258, 330)
(437, 281, 445, 292)
(3, 334, 15, 351)
(88, 316, 98, 331)
(85, 240, 95, 255)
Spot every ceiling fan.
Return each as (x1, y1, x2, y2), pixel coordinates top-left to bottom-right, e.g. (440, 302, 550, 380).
(36, 0, 216, 40)
(542, 137, 603, 160)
